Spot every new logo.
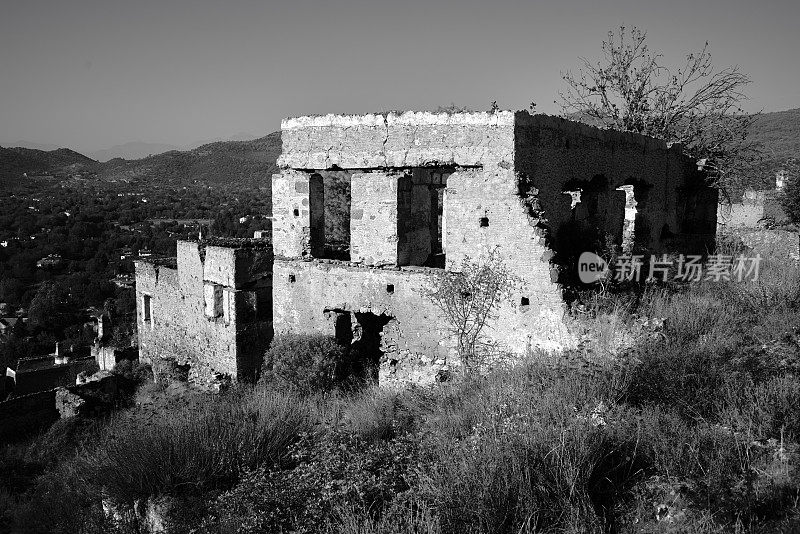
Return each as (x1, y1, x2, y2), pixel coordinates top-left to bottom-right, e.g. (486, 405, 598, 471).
(578, 252, 608, 284)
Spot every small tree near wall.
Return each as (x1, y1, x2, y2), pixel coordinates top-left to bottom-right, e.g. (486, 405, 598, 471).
(779, 158, 800, 224)
(423, 248, 518, 376)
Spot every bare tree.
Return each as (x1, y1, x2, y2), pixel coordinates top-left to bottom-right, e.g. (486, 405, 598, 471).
(423, 249, 518, 375)
(559, 26, 764, 194)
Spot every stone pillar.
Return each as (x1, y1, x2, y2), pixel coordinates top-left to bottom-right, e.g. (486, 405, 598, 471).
(271, 170, 324, 258)
(350, 171, 401, 266)
(441, 188, 447, 255)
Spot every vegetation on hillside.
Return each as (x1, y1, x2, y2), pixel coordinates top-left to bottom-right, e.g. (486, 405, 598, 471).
(1, 252, 799, 533)
(96, 133, 281, 188)
(750, 109, 800, 172)
(1, 133, 281, 189)
(0, 143, 273, 371)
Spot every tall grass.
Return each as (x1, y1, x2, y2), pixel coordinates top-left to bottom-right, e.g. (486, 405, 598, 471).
(94, 387, 312, 503)
(2, 257, 799, 533)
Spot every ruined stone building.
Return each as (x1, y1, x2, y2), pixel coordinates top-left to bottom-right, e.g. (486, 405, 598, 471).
(136, 110, 716, 386)
(717, 171, 790, 231)
(716, 172, 799, 261)
(135, 239, 272, 385)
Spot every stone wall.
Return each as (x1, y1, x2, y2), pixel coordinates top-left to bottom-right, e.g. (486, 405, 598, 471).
(717, 190, 789, 230)
(93, 344, 118, 371)
(10, 357, 98, 397)
(350, 171, 402, 265)
(442, 166, 568, 355)
(135, 240, 272, 385)
(271, 111, 715, 385)
(514, 113, 716, 260)
(272, 258, 449, 384)
(278, 111, 515, 170)
(130, 111, 714, 389)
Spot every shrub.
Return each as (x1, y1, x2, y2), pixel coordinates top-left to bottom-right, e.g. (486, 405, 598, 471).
(111, 359, 153, 384)
(422, 249, 519, 375)
(335, 386, 427, 442)
(331, 499, 440, 534)
(392, 360, 642, 533)
(94, 388, 312, 503)
(211, 429, 423, 534)
(261, 334, 348, 394)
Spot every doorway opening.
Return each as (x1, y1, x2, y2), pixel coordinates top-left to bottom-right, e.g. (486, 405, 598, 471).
(327, 308, 393, 385)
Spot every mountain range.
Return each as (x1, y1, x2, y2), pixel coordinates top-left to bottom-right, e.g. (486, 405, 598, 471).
(0, 109, 797, 190)
(0, 132, 281, 189)
(88, 133, 262, 161)
(90, 142, 184, 162)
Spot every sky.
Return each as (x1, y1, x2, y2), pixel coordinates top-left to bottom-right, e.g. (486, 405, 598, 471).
(0, 0, 798, 154)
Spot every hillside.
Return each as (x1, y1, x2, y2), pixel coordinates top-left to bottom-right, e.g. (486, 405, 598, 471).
(91, 142, 183, 162)
(96, 132, 281, 188)
(0, 110, 795, 190)
(749, 108, 800, 167)
(0, 146, 97, 184)
(0, 132, 281, 190)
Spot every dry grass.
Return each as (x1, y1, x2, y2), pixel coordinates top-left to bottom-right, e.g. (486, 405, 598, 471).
(2, 257, 800, 533)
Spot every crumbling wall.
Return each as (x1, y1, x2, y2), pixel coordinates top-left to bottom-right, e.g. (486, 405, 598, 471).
(278, 111, 515, 170)
(271, 170, 324, 258)
(718, 190, 767, 229)
(135, 240, 272, 385)
(274, 111, 572, 376)
(718, 190, 789, 230)
(271, 110, 715, 385)
(93, 344, 118, 371)
(272, 259, 448, 384)
(514, 113, 715, 262)
(443, 166, 568, 353)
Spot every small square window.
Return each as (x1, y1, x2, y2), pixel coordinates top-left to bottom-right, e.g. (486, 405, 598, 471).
(520, 297, 530, 306)
(386, 284, 395, 294)
(479, 217, 489, 227)
(289, 274, 296, 283)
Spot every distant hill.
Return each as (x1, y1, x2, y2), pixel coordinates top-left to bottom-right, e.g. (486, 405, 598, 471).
(0, 109, 795, 190)
(190, 132, 261, 147)
(0, 146, 97, 185)
(96, 132, 281, 188)
(91, 142, 183, 162)
(1, 141, 60, 151)
(749, 108, 800, 168)
(0, 132, 282, 189)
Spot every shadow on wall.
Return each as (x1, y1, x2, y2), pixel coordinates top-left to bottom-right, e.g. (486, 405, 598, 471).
(542, 174, 717, 286)
(328, 309, 394, 385)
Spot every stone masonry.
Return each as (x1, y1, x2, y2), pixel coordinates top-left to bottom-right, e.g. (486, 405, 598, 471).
(272, 111, 716, 385)
(135, 239, 272, 385)
(133, 110, 715, 387)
